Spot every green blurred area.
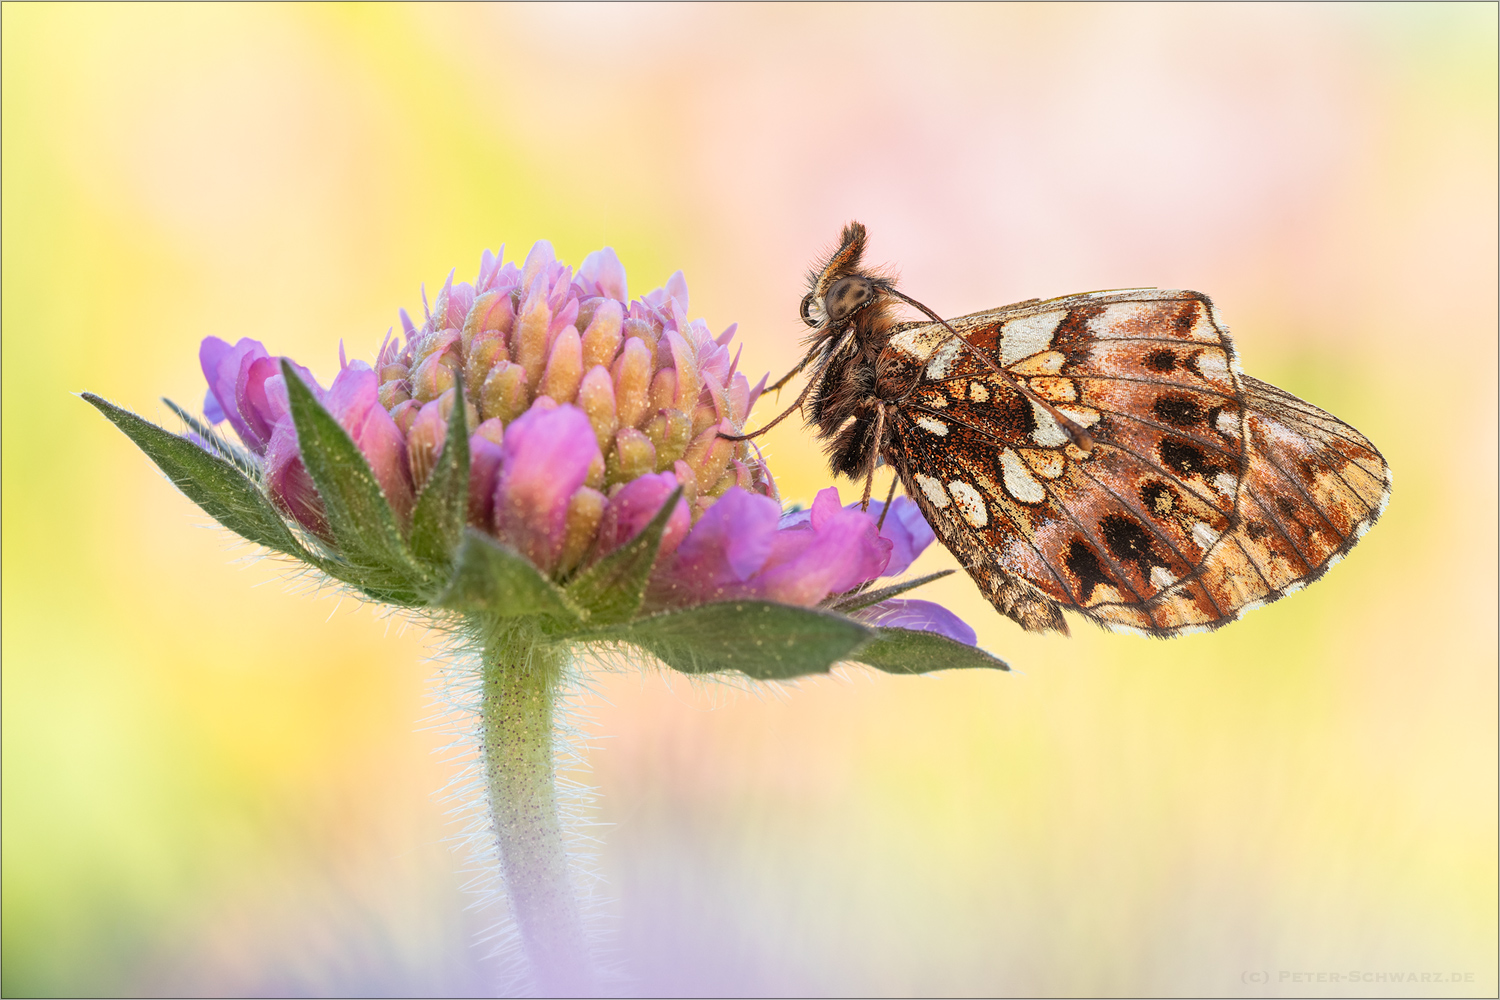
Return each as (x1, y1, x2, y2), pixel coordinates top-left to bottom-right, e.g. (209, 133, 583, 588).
(4, 4, 1495, 997)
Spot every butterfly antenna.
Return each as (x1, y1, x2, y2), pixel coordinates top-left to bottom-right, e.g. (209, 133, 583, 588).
(885, 288, 1096, 452)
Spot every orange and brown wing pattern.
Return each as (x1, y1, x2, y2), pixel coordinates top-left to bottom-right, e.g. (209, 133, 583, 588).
(883, 290, 1387, 636)
(1086, 375, 1390, 635)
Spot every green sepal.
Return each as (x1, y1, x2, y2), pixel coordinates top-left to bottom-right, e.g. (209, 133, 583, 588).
(852, 626, 1010, 674)
(83, 393, 316, 564)
(281, 360, 426, 598)
(826, 570, 955, 614)
(582, 601, 874, 680)
(439, 528, 582, 622)
(161, 397, 261, 481)
(564, 487, 682, 625)
(409, 383, 471, 569)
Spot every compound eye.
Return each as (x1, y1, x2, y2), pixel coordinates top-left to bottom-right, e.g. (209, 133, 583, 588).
(799, 292, 820, 327)
(824, 276, 873, 322)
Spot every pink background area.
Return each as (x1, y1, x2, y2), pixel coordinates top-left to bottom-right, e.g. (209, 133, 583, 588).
(4, 4, 1495, 996)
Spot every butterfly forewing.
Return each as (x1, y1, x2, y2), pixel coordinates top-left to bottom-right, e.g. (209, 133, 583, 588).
(884, 290, 1300, 633)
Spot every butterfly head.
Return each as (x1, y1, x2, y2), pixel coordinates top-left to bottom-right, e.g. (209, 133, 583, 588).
(801, 221, 893, 332)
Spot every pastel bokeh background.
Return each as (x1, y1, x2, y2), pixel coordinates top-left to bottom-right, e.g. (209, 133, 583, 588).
(4, 4, 1495, 996)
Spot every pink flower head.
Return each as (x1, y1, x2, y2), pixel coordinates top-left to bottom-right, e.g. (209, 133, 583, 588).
(186, 240, 974, 646)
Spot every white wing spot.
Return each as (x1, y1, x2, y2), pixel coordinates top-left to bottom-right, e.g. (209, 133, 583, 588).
(1194, 350, 1230, 383)
(969, 381, 990, 402)
(1000, 448, 1047, 504)
(1000, 311, 1067, 366)
(1149, 566, 1179, 589)
(1087, 302, 1153, 335)
(1216, 410, 1239, 437)
(915, 473, 949, 508)
(888, 323, 949, 361)
(1213, 472, 1238, 497)
(925, 338, 964, 380)
(915, 415, 949, 437)
(1191, 521, 1221, 550)
(947, 480, 989, 527)
(1054, 405, 1101, 428)
(1030, 404, 1071, 447)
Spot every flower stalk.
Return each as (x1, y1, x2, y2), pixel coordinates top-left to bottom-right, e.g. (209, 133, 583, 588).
(475, 616, 595, 995)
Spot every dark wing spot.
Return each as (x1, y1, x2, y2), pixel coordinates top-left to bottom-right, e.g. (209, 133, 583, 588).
(1275, 495, 1300, 518)
(1152, 394, 1203, 427)
(1146, 349, 1176, 372)
(1141, 481, 1177, 516)
(1100, 513, 1162, 574)
(1172, 302, 1198, 334)
(1160, 438, 1219, 477)
(1245, 521, 1269, 540)
(1065, 539, 1114, 604)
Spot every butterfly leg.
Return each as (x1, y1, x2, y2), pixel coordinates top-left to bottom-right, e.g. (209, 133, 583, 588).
(875, 472, 899, 530)
(859, 405, 888, 511)
(718, 378, 817, 442)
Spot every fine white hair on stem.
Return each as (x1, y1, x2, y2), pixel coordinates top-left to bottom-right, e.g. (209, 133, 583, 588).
(422, 622, 626, 996)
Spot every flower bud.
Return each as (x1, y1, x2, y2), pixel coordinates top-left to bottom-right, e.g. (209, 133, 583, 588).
(577, 366, 618, 453)
(407, 399, 448, 493)
(464, 329, 508, 402)
(648, 368, 677, 413)
(389, 399, 419, 436)
(643, 409, 693, 470)
(605, 427, 656, 489)
(622, 316, 659, 367)
(480, 361, 529, 424)
(690, 402, 719, 437)
(580, 299, 624, 371)
(663, 333, 701, 411)
(683, 420, 734, 494)
(557, 486, 607, 576)
(412, 328, 461, 372)
(540, 325, 583, 405)
(378, 378, 412, 410)
(410, 351, 457, 404)
(611, 337, 652, 429)
(461, 290, 513, 353)
(511, 289, 552, 382)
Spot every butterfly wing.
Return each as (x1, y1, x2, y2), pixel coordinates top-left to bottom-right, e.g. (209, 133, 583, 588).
(1087, 375, 1391, 634)
(883, 290, 1387, 635)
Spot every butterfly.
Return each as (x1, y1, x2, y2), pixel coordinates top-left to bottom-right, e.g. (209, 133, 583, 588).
(731, 223, 1391, 637)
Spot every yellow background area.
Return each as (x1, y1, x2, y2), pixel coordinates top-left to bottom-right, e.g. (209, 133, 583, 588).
(4, 5, 1494, 996)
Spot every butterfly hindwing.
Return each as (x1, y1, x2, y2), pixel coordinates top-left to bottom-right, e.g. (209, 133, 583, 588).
(1081, 375, 1390, 634)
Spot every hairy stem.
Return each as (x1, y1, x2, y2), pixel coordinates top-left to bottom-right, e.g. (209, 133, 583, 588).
(476, 617, 595, 996)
